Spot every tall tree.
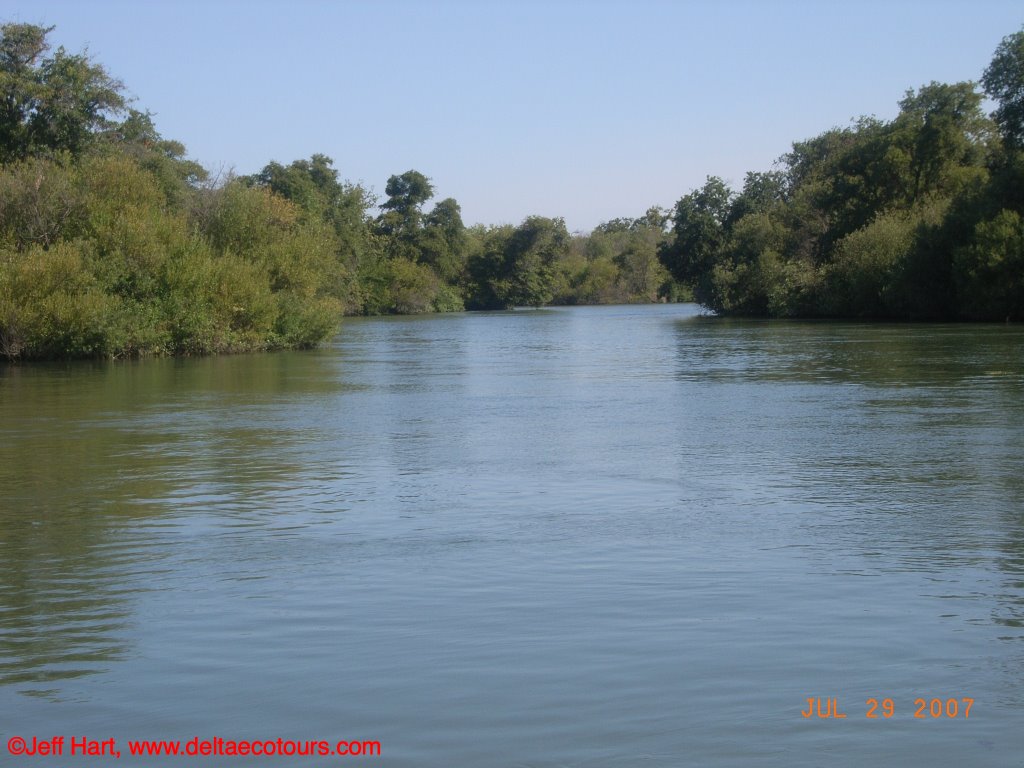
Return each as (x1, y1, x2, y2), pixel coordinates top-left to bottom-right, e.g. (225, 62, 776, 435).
(893, 81, 991, 202)
(464, 217, 570, 309)
(0, 23, 125, 162)
(659, 176, 733, 303)
(377, 170, 433, 234)
(111, 109, 207, 204)
(983, 27, 1024, 149)
(246, 154, 374, 285)
(375, 169, 435, 261)
(419, 197, 467, 281)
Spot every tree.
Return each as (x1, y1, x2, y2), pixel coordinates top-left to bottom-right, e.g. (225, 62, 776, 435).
(893, 81, 991, 202)
(245, 153, 374, 307)
(110, 109, 207, 205)
(983, 27, 1024, 149)
(504, 216, 570, 307)
(727, 171, 786, 225)
(464, 224, 514, 310)
(0, 23, 126, 162)
(420, 197, 467, 282)
(953, 208, 1024, 320)
(374, 169, 435, 261)
(659, 176, 733, 303)
(248, 154, 370, 238)
(377, 169, 434, 234)
(582, 208, 672, 303)
(0, 22, 51, 159)
(464, 217, 570, 309)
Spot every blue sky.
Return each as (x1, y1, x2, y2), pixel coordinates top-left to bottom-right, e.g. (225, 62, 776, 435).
(4, 0, 1022, 231)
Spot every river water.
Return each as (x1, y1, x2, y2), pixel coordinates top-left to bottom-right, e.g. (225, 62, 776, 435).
(1, 304, 1022, 766)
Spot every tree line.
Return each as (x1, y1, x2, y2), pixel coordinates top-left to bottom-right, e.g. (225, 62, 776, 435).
(1, 22, 1021, 361)
(0, 22, 680, 361)
(658, 28, 1024, 322)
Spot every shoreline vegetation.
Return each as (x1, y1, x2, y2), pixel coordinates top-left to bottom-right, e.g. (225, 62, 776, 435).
(1, 24, 1022, 362)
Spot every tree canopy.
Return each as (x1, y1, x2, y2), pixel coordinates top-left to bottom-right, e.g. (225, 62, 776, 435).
(655, 29, 1024, 322)
(0, 22, 126, 162)
(983, 27, 1024, 149)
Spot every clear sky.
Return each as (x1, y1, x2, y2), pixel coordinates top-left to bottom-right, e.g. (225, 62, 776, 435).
(3, 0, 1022, 231)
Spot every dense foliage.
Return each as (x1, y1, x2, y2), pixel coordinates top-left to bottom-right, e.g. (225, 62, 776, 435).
(0, 22, 682, 361)
(1, 22, 1020, 361)
(657, 28, 1024, 321)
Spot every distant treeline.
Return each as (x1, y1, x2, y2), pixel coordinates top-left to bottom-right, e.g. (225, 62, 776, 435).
(1, 24, 1021, 361)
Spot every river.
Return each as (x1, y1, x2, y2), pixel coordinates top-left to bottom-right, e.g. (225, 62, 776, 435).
(1, 304, 1022, 766)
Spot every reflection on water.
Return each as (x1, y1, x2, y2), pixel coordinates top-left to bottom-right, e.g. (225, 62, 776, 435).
(675, 317, 1024, 387)
(0, 353, 350, 696)
(0, 520, 131, 696)
(1, 306, 1023, 765)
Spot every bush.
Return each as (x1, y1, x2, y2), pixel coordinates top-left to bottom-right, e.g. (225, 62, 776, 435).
(954, 208, 1024, 320)
(0, 156, 84, 249)
(200, 181, 299, 255)
(275, 293, 343, 347)
(821, 212, 917, 317)
(385, 258, 440, 314)
(0, 241, 123, 358)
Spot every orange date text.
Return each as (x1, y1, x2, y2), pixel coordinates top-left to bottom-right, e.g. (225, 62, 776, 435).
(801, 696, 974, 719)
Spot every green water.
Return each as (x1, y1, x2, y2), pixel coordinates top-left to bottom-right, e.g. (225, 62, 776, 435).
(1, 304, 1022, 766)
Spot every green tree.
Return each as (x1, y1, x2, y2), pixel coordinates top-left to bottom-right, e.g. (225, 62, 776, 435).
(109, 109, 207, 205)
(727, 171, 786, 225)
(372, 169, 436, 264)
(659, 176, 733, 304)
(377, 170, 434, 240)
(503, 216, 570, 307)
(583, 207, 672, 303)
(464, 224, 515, 310)
(244, 153, 376, 312)
(250, 154, 340, 221)
(0, 23, 126, 162)
(463, 217, 569, 309)
(820, 211, 917, 317)
(893, 81, 992, 203)
(983, 27, 1024, 149)
(420, 196, 467, 282)
(954, 208, 1024, 320)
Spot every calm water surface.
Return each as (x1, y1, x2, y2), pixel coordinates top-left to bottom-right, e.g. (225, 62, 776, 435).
(1, 304, 1023, 766)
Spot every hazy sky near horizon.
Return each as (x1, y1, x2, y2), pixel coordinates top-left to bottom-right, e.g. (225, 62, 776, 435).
(4, 0, 1022, 231)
